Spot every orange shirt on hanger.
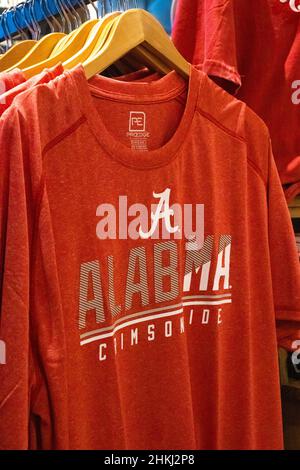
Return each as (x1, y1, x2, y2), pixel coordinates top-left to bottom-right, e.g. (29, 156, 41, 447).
(172, 0, 300, 186)
(0, 68, 26, 94)
(0, 64, 64, 116)
(0, 66, 299, 450)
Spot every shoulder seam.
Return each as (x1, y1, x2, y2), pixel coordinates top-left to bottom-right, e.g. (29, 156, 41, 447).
(247, 159, 266, 186)
(195, 106, 246, 144)
(42, 115, 87, 158)
(195, 107, 266, 186)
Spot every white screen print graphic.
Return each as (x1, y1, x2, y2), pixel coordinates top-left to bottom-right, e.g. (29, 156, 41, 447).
(96, 188, 204, 251)
(291, 80, 300, 104)
(82, 189, 231, 359)
(78, 234, 232, 331)
(139, 188, 179, 239)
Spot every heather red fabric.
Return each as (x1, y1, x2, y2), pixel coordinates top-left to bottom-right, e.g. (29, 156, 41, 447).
(172, 0, 300, 183)
(0, 64, 64, 116)
(0, 68, 26, 94)
(0, 66, 300, 450)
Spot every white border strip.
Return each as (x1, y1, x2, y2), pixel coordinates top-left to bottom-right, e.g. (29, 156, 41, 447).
(80, 299, 231, 346)
(80, 294, 232, 339)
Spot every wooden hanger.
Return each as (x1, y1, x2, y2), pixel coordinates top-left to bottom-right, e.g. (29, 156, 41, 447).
(130, 46, 170, 76)
(5, 33, 66, 72)
(112, 59, 134, 76)
(63, 13, 121, 70)
(50, 20, 90, 57)
(22, 19, 99, 79)
(289, 196, 300, 219)
(83, 9, 190, 80)
(0, 40, 37, 72)
(50, 32, 75, 57)
(52, 18, 100, 56)
(120, 53, 148, 74)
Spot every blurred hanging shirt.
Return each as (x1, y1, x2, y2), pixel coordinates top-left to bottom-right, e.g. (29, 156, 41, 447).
(101, 0, 172, 33)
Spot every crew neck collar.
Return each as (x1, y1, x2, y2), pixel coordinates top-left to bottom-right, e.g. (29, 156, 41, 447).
(68, 65, 204, 170)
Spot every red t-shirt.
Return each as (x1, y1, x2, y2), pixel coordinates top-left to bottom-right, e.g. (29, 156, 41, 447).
(0, 64, 64, 115)
(172, 0, 300, 184)
(116, 68, 160, 82)
(0, 66, 300, 450)
(0, 68, 26, 95)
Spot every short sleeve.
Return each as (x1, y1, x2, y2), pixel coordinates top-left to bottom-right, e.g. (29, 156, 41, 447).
(0, 103, 69, 449)
(267, 141, 300, 350)
(0, 106, 46, 449)
(0, 108, 33, 449)
(172, 0, 241, 93)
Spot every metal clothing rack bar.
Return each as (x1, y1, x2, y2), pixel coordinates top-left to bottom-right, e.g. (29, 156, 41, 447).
(0, 0, 144, 42)
(0, 0, 93, 42)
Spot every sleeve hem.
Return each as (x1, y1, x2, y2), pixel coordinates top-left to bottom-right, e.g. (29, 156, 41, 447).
(275, 309, 300, 321)
(198, 59, 242, 92)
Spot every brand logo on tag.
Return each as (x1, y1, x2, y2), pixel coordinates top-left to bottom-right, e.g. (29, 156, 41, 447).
(129, 112, 146, 132)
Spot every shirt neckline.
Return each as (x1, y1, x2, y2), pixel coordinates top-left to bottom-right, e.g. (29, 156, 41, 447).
(68, 65, 204, 170)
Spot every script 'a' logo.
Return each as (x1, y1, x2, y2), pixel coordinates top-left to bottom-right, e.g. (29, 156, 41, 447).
(95, 187, 204, 249)
(139, 188, 179, 239)
(280, 0, 300, 12)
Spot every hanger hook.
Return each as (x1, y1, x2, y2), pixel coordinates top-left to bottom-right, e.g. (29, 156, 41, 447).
(43, 0, 62, 33)
(57, 0, 72, 33)
(14, 3, 29, 39)
(13, 3, 29, 39)
(106, 0, 112, 13)
(27, 0, 37, 40)
(9, 6, 21, 45)
(99, 0, 105, 17)
(65, 0, 81, 30)
(0, 16, 6, 52)
(39, 0, 54, 33)
(5, 7, 14, 46)
(77, 0, 90, 21)
(62, 0, 77, 31)
(0, 13, 8, 51)
(52, 0, 66, 33)
(22, 0, 37, 39)
(86, 0, 98, 18)
(61, 0, 73, 32)
(30, 0, 42, 40)
(23, 0, 36, 39)
(2, 9, 13, 49)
